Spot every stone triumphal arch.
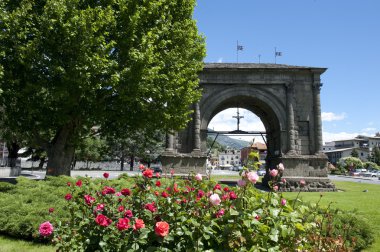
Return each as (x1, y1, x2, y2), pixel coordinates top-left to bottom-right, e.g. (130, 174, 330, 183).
(161, 63, 335, 191)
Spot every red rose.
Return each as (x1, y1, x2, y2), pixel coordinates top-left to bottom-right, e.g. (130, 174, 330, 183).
(154, 221, 170, 237)
(134, 219, 145, 230)
(48, 208, 54, 213)
(84, 195, 96, 205)
(142, 168, 154, 178)
(103, 172, 109, 179)
(215, 208, 225, 218)
(213, 184, 221, 191)
(116, 218, 130, 231)
(197, 190, 205, 198)
(102, 186, 116, 195)
(67, 182, 71, 187)
(64, 193, 72, 201)
(96, 204, 105, 212)
(161, 191, 169, 198)
(76, 180, 82, 187)
(155, 180, 161, 187)
(139, 164, 145, 170)
(95, 214, 112, 227)
(124, 209, 133, 218)
(223, 187, 230, 192)
(118, 206, 125, 212)
(229, 191, 237, 200)
(144, 202, 157, 213)
(121, 188, 131, 196)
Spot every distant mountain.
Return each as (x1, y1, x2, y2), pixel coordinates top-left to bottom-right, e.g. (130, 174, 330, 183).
(207, 129, 251, 150)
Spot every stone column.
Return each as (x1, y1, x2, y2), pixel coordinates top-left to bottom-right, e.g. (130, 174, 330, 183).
(165, 133, 174, 152)
(192, 102, 201, 153)
(286, 83, 297, 155)
(313, 82, 323, 154)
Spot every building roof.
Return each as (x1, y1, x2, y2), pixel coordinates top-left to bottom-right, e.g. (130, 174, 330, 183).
(333, 138, 368, 142)
(324, 147, 369, 153)
(250, 142, 267, 151)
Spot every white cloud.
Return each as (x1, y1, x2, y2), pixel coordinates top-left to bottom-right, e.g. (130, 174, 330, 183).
(208, 108, 265, 142)
(321, 112, 346, 122)
(217, 57, 223, 63)
(322, 128, 378, 144)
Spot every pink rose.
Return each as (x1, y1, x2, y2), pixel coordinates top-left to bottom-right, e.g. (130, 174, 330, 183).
(134, 218, 145, 230)
(116, 218, 130, 231)
(156, 172, 161, 178)
(95, 214, 112, 227)
(269, 169, 278, 177)
(155, 221, 170, 237)
(277, 163, 285, 171)
(118, 206, 125, 212)
(300, 179, 306, 187)
(281, 178, 287, 183)
(237, 179, 247, 187)
(281, 198, 287, 206)
(273, 185, 278, 191)
(195, 173, 203, 181)
(247, 172, 259, 183)
(209, 193, 221, 206)
(39, 221, 54, 237)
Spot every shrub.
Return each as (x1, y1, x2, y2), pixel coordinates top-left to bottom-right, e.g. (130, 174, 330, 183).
(35, 169, 373, 251)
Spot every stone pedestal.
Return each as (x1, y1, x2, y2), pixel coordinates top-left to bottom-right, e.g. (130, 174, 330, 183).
(263, 153, 336, 192)
(160, 152, 207, 175)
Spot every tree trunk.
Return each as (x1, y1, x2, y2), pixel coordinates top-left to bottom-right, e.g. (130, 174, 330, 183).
(46, 122, 77, 176)
(120, 155, 124, 171)
(6, 142, 20, 168)
(130, 155, 134, 171)
(38, 157, 46, 170)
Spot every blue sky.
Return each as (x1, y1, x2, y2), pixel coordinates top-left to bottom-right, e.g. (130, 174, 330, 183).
(193, 0, 380, 144)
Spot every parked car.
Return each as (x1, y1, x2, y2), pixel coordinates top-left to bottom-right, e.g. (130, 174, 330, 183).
(257, 169, 266, 176)
(231, 166, 243, 171)
(363, 170, 380, 177)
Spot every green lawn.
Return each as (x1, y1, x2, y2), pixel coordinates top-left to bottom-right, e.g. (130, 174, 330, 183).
(0, 236, 55, 252)
(283, 181, 380, 252)
(1, 180, 379, 251)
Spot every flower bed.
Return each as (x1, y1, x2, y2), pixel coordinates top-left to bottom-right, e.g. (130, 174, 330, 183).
(38, 164, 371, 251)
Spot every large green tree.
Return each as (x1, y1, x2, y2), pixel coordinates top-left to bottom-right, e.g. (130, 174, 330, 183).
(0, 0, 205, 175)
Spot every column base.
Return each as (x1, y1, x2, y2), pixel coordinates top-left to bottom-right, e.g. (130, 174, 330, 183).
(161, 152, 207, 175)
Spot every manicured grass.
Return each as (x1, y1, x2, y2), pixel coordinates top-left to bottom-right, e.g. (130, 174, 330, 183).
(283, 181, 380, 252)
(0, 235, 55, 252)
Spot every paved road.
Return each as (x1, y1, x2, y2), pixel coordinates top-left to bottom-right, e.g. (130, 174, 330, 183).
(17, 170, 380, 185)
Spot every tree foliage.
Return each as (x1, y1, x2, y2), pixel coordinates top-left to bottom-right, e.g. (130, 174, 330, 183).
(0, 0, 205, 175)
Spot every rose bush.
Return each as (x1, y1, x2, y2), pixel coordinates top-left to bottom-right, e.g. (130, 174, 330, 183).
(35, 163, 373, 251)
